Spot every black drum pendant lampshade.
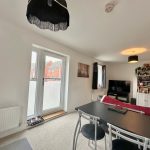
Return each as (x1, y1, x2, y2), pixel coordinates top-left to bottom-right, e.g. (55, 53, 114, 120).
(128, 55, 138, 63)
(26, 0, 69, 31)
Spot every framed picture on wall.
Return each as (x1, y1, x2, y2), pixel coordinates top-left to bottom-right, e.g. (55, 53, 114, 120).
(77, 63, 89, 78)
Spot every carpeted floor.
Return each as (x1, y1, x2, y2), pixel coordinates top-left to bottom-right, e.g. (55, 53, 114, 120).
(0, 113, 107, 150)
(0, 138, 32, 150)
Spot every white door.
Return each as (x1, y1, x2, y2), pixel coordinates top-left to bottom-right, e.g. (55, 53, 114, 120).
(42, 52, 65, 115)
(27, 50, 66, 118)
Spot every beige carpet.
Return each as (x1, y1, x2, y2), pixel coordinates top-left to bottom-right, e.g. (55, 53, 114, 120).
(0, 113, 107, 150)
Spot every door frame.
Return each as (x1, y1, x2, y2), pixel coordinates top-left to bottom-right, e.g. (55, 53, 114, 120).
(41, 50, 66, 116)
(28, 48, 67, 118)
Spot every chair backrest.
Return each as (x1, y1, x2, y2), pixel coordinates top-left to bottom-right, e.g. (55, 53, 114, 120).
(78, 110, 100, 124)
(107, 123, 149, 150)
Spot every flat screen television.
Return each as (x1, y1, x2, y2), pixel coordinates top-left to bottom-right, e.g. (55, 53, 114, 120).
(108, 80, 130, 93)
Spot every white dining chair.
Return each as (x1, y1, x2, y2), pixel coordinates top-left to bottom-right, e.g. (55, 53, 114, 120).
(107, 123, 149, 150)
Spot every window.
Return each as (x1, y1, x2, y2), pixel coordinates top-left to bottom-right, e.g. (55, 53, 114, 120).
(27, 51, 38, 117)
(92, 63, 106, 89)
(98, 65, 103, 88)
(98, 65, 106, 88)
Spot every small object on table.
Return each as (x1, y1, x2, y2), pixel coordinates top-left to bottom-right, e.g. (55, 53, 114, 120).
(108, 105, 128, 114)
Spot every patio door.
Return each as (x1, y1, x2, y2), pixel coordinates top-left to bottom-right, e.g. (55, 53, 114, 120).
(27, 50, 66, 118)
(42, 52, 65, 114)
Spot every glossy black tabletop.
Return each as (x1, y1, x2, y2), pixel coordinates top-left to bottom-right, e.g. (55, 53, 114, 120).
(76, 101, 150, 138)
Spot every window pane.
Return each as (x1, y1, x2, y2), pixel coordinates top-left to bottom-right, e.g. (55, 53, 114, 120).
(44, 56, 62, 78)
(43, 56, 62, 111)
(27, 81, 36, 116)
(27, 51, 37, 117)
(30, 51, 37, 79)
(98, 65, 102, 88)
(43, 79, 61, 110)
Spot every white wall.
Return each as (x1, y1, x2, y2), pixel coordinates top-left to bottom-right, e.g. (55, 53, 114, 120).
(0, 19, 103, 138)
(106, 61, 150, 99)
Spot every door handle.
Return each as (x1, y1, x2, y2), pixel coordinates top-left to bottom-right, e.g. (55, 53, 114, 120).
(42, 78, 44, 86)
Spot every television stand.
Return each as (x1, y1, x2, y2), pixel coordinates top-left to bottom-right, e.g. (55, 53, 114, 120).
(107, 92, 129, 103)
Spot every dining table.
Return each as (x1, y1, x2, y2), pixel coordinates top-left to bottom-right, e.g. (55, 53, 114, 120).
(73, 101, 150, 150)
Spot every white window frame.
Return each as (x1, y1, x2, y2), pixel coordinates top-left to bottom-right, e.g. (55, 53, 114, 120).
(27, 47, 68, 118)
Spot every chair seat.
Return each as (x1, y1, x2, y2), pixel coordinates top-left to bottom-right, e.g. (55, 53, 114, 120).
(112, 139, 140, 150)
(81, 124, 105, 140)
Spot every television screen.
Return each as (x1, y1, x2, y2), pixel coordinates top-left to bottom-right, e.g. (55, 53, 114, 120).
(108, 80, 130, 93)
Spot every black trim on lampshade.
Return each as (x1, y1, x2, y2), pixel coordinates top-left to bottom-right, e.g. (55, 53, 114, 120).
(128, 55, 138, 63)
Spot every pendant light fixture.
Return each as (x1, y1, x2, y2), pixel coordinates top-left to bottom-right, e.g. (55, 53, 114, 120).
(128, 55, 138, 63)
(26, 0, 69, 31)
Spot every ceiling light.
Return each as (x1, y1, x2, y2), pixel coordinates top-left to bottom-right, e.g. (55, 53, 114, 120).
(105, 0, 118, 13)
(26, 0, 69, 31)
(128, 55, 138, 63)
(121, 48, 147, 56)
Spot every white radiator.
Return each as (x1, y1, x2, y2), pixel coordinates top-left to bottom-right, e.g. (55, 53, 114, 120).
(0, 106, 20, 132)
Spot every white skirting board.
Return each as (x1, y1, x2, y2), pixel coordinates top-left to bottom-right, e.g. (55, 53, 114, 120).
(0, 106, 21, 133)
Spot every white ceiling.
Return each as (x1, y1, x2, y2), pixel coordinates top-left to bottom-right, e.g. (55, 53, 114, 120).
(0, 0, 150, 62)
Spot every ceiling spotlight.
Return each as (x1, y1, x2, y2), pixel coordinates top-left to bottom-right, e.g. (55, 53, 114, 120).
(128, 55, 138, 63)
